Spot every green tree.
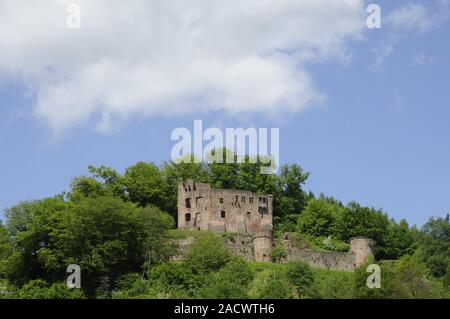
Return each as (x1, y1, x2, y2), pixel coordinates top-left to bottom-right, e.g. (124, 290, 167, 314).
(0, 222, 12, 278)
(148, 261, 194, 298)
(248, 269, 292, 299)
(274, 164, 309, 218)
(140, 205, 176, 275)
(416, 215, 450, 277)
(443, 263, 450, 291)
(284, 261, 316, 298)
(391, 256, 440, 299)
(353, 259, 395, 299)
(4, 195, 174, 297)
(4, 197, 70, 285)
(378, 219, 415, 260)
(297, 197, 343, 237)
(354, 257, 441, 299)
(199, 257, 254, 298)
(17, 280, 85, 299)
(57, 197, 173, 296)
(271, 246, 287, 263)
(69, 165, 126, 200)
(123, 162, 167, 209)
(184, 234, 231, 274)
(335, 202, 389, 252)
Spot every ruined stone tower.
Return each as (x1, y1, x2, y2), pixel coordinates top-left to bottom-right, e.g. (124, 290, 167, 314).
(349, 237, 375, 267)
(178, 180, 273, 261)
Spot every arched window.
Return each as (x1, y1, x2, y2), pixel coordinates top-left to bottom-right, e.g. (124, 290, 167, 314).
(185, 213, 191, 222)
(220, 211, 226, 218)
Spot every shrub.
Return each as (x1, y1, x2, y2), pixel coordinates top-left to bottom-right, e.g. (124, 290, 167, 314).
(271, 246, 287, 263)
(284, 261, 317, 298)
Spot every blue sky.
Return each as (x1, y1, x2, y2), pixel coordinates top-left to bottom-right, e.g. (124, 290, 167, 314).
(1, 0, 449, 226)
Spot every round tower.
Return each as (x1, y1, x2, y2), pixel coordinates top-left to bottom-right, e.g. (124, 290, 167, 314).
(252, 230, 273, 262)
(350, 237, 375, 267)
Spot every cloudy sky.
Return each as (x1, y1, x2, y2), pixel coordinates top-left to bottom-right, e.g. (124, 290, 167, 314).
(1, 0, 449, 225)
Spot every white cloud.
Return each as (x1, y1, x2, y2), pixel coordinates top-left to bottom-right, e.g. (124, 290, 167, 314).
(385, 3, 435, 33)
(412, 52, 434, 66)
(0, 0, 366, 133)
(372, 1, 450, 69)
(389, 91, 403, 112)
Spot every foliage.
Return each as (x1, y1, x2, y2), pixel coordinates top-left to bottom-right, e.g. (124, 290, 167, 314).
(284, 261, 317, 298)
(312, 268, 354, 299)
(3, 196, 174, 297)
(335, 202, 389, 243)
(297, 197, 343, 237)
(273, 164, 309, 218)
(0, 222, 12, 278)
(378, 219, 415, 260)
(271, 246, 287, 263)
(354, 257, 443, 299)
(17, 280, 85, 299)
(248, 268, 292, 299)
(416, 215, 450, 277)
(1, 153, 449, 299)
(184, 233, 231, 274)
(148, 261, 195, 298)
(198, 257, 254, 298)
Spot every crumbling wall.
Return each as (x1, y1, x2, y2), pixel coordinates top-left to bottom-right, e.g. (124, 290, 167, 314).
(176, 180, 373, 270)
(280, 234, 375, 271)
(223, 234, 254, 260)
(172, 233, 374, 271)
(177, 180, 273, 260)
(253, 231, 273, 262)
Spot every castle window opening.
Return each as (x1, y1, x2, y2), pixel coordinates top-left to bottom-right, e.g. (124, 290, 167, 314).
(185, 198, 191, 208)
(249, 197, 253, 203)
(241, 196, 245, 202)
(185, 213, 191, 222)
(221, 211, 226, 218)
(194, 212, 200, 226)
(219, 198, 224, 204)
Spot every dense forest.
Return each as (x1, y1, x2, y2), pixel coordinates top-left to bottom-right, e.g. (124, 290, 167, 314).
(0, 151, 449, 299)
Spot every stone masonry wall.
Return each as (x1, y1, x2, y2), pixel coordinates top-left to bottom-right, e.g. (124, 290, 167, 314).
(173, 233, 374, 271)
(178, 180, 273, 235)
(176, 180, 374, 269)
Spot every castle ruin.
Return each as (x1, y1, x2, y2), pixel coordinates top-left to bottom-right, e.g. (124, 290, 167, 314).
(178, 180, 273, 261)
(177, 180, 374, 270)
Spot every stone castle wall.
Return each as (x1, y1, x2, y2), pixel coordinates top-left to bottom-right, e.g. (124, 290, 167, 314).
(178, 180, 273, 235)
(173, 233, 374, 271)
(177, 180, 273, 261)
(176, 180, 374, 269)
(280, 234, 375, 271)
